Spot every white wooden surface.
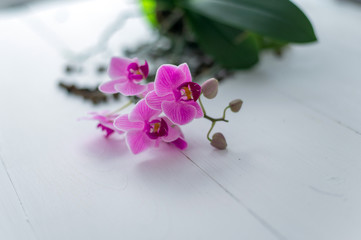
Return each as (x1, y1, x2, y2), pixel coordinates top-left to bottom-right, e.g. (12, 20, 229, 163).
(1, 0, 361, 239)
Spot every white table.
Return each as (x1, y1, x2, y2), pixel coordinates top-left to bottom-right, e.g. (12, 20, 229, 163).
(1, 0, 361, 239)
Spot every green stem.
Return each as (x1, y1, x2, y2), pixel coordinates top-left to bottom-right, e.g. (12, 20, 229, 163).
(207, 122, 216, 142)
(198, 95, 230, 142)
(204, 115, 229, 123)
(198, 96, 207, 115)
(198, 96, 229, 123)
(107, 100, 132, 116)
(222, 106, 230, 120)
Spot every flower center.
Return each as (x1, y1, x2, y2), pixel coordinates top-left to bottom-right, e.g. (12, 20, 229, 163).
(127, 61, 149, 82)
(181, 85, 193, 100)
(151, 122, 160, 133)
(146, 118, 168, 139)
(176, 82, 201, 102)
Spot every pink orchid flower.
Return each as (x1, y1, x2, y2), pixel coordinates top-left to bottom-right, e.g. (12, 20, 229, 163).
(145, 63, 203, 125)
(114, 99, 187, 154)
(99, 57, 149, 96)
(86, 111, 123, 138)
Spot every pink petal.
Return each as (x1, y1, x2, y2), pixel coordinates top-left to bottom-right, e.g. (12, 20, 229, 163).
(138, 82, 155, 98)
(161, 117, 182, 142)
(108, 57, 133, 79)
(99, 78, 127, 94)
(172, 137, 188, 150)
(126, 130, 154, 154)
(140, 60, 149, 78)
(178, 63, 192, 83)
(155, 64, 186, 96)
(97, 124, 115, 138)
(161, 101, 197, 125)
(145, 91, 175, 110)
(114, 114, 144, 131)
(145, 82, 154, 92)
(115, 81, 147, 96)
(189, 101, 204, 118)
(129, 99, 161, 122)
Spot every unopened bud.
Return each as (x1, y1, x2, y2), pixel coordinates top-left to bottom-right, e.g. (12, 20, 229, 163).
(201, 78, 218, 99)
(229, 99, 243, 112)
(210, 132, 227, 150)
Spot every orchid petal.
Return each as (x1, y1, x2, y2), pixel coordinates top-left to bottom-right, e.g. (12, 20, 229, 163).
(146, 82, 154, 92)
(161, 117, 182, 142)
(127, 62, 139, 72)
(189, 101, 204, 118)
(140, 60, 149, 78)
(108, 57, 133, 79)
(129, 99, 161, 122)
(114, 114, 144, 131)
(99, 78, 127, 94)
(97, 124, 115, 138)
(126, 130, 154, 154)
(145, 91, 175, 110)
(128, 73, 143, 81)
(155, 64, 186, 96)
(115, 81, 147, 96)
(172, 137, 188, 150)
(84, 111, 123, 136)
(88, 113, 108, 122)
(161, 101, 197, 125)
(178, 63, 192, 83)
(138, 82, 155, 98)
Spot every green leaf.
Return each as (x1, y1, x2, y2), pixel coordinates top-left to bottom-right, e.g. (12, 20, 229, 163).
(183, 0, 317, 43)
(186, 11, 259, 69)
(140, 0, 179, 27)
(140, 0, 158, 27)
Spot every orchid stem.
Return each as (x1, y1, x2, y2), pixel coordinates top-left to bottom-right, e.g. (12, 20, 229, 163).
(198, 96, 207, 115)
(108, 100, 132, 116)
(222, 106, 230, 120)
(198, 95, 229, 142)
(207, 122, 215, 142)
(198, 96, 229, 123)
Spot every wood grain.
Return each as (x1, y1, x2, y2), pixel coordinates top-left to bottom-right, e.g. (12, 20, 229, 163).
(0, 0, 360, 239)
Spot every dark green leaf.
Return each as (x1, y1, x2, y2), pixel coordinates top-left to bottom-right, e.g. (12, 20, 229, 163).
(186, 11, 259, 69)
(183, 0, 317, 43)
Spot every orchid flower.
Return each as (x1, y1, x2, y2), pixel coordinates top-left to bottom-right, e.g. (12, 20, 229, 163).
(138, 82, 154, 98)
(114, 99, 187, 154)
(86, 111, 123, 138)
(145, 63, 203, 125)
(99, 57, 149, 96)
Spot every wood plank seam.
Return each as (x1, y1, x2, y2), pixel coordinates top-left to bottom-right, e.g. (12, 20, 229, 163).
(275, 88, 361, 137)
(180, 151, 288, 240)
(0, 153, 38, 240)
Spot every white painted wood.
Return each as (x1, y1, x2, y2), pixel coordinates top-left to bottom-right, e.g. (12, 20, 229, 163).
(182, 80, 361, 240)
(180, 1, 361, 239)
(264, 0, 361, 134)
(0, 156, 37, 240)
(0, 0, 361, 240)
(0, 5, 279, 240)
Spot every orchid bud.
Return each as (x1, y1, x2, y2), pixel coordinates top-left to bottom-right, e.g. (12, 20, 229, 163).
(229, 99, 243, 112)
(211, 132, 227, 150)
(201, 78, 218, 99)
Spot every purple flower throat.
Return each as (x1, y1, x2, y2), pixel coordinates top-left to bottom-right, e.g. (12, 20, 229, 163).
(127, 61, 149, 81)
(145, 118, 168, 139)
(175, 82, 201, 102)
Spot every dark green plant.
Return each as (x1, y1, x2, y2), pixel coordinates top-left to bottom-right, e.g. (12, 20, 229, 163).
(141, 0, 317, 69)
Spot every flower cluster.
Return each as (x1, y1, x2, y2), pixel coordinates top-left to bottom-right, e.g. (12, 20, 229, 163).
(85, 57, 242, 154)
